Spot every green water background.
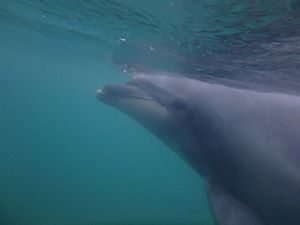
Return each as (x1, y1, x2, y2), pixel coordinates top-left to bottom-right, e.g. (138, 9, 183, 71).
(0, 25, 212, 225)
(1, 1, 300, 224)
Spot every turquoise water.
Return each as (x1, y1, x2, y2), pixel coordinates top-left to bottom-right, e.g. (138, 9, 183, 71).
(0, 31, 212, 225)
(1, 1, 300, 225)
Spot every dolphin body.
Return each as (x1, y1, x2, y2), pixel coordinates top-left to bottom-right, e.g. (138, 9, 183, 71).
(96, 74, 300, 225)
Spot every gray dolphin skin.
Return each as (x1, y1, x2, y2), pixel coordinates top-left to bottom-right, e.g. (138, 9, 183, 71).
(96, 74, 300, 225)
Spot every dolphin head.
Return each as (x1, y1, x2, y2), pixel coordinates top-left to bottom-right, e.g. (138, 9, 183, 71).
(96, 75, 206, 162)
(97, 74, 300, 225)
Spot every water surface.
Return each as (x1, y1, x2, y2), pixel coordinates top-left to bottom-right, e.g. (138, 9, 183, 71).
(1, 1, 300, 225)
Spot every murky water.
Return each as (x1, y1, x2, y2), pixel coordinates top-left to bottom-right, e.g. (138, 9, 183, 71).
(1, 1, 300, 225)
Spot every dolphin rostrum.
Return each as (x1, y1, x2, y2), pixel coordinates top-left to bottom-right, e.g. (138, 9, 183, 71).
(96, 73, 300, 225)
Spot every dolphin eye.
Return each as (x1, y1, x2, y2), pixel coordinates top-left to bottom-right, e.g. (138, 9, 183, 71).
(172, 98, 187, 110)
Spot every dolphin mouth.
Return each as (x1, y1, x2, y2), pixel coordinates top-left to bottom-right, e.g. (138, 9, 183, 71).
(96, 82, 154, 102)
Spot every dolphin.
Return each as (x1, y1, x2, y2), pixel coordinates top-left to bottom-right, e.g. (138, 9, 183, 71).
(96, 73, 300, 225)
